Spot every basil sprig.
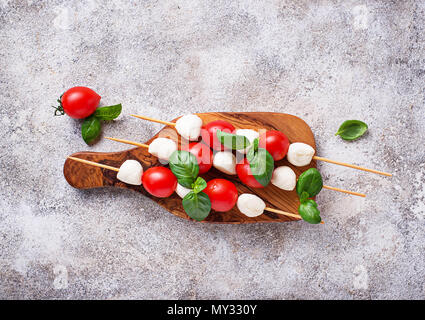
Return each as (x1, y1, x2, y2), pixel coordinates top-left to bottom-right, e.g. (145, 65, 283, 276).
(298, 199, 322, 224)
(169, 150, 199, 188)
(246, 138, 274, 187)
(296, 168, 323, 224)
(296, 168, 323, 198)
(216, 129, 250, 150)
(192, 176, 207, 194)
(81, 104, 122, 145)
(170, 160, 211, 221)
(335, 120, 368, 141)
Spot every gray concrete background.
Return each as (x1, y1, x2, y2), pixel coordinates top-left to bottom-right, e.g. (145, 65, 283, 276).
(0, 0, 424, 299)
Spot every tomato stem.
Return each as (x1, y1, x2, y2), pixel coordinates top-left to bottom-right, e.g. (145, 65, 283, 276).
(52, 94, 65, 116)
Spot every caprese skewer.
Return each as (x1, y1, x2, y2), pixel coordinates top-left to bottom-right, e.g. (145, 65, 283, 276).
(66, 156, 309, 222)
(104, 136, 365, 197)
(130, 113, 392, 177)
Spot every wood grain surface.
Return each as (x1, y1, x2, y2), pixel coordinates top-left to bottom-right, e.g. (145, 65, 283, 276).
(63, 112, 317, 224)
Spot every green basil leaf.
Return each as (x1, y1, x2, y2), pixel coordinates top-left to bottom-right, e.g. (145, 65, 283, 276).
(216, 129, 250, 150)
(169, 150, 199, 188)
(182, 191, 211, 221)
(192, 177, 207, 194)
(94, 104, 122, 121)
(247, 147, 274, 187)
(81, 115, 101, 145)
(335, 120, 368, 141)
(296, 168, 323, 198)
(298, 199, 322, 224)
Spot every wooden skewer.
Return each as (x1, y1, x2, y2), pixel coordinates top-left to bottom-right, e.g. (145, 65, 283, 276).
(313, 156, 392, 177)
(264, 207, 301, 220)
(264, 207, 324, 224)
(67, 156, 307, 222)
(130, 114, 176, 127)
(67, 156, 119, 172)
(105, 137, 149, 148)
(130, 114, 392, 177)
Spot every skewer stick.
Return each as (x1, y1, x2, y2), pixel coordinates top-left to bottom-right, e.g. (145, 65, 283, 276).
(130, 114, 392, 177)
(313, 156, 392, 177)
(264, 207, 301, 220)
(130, 114, 176, 127)
(264, 207, 324, 224)
(322, 185, 365, 197)
(105, 136, 366, 197)
(67, 156, 119, 172)
(105, 137, 149, 148)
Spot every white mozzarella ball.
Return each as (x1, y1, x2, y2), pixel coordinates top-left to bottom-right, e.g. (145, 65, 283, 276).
(271, 166, 296, 191)
(237, 194, 265, 217)
(148, 138, 177, 161)
(175, 114, 203, 141)
(176, 183, 192, 198)
(117, 160, 143, 185)
(287, 142, 315, 167)
(235, 129, 259, 154)
(213, 151, 236, 175)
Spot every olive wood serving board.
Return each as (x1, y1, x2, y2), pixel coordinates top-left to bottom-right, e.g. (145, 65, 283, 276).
(64, 112, 316, 224)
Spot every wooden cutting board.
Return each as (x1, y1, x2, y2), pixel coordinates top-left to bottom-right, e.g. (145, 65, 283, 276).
(63, 112, 316, 224)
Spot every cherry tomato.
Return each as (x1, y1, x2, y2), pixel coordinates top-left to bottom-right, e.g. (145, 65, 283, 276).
(236, 158, 264, 188)
(181, 142, 213, 174)
(201, 120, 235, 151)
(204, 179, 238, 212)
(259, 130, 289, 161)
(142, 166, 177, 198)
(60, 86, 101, 119)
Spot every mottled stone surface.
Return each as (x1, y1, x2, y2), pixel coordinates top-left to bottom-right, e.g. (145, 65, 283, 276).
(0, 0, 424, 300)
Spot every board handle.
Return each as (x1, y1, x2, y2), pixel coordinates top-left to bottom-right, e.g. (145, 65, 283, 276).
(63, 148, 158, 190)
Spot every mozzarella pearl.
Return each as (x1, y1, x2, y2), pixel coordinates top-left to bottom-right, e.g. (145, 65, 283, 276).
(213, 151, 236, 175)
(148, 138, 177, 161)
(176, 183, 192, 198)
(271, 166, 296, 191)
(237, 194, 265, 217)
(117, 160, 143, 185)
(235, 129, 259, 154)
(287, 142, 315, 167)
(175, 114, 203, 141)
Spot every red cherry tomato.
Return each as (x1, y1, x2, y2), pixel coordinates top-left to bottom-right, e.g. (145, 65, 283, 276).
(236, 158, 264, 188)
(259, 130, 289, 161)
(142, 166, 177, 198)
(201, 120, 235, 151)
(181, 142, 213, 174)
(60, 86, 101, 119)
(204, 179, 238, 212)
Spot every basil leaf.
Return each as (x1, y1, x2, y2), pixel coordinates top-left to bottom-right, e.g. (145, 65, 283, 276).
(182, 191, 211, 221)
(216, 129, 250, 150)
(169, 150, 199, 188)
(298, 199, 322, 224)
(335, 120, 368, 141)
(296, 168, 323, 198)
(81, 115, 101, 145)
(192, 177, 207, 194)
(94, 104, 122, 120)
(247, 147, 274, 187)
